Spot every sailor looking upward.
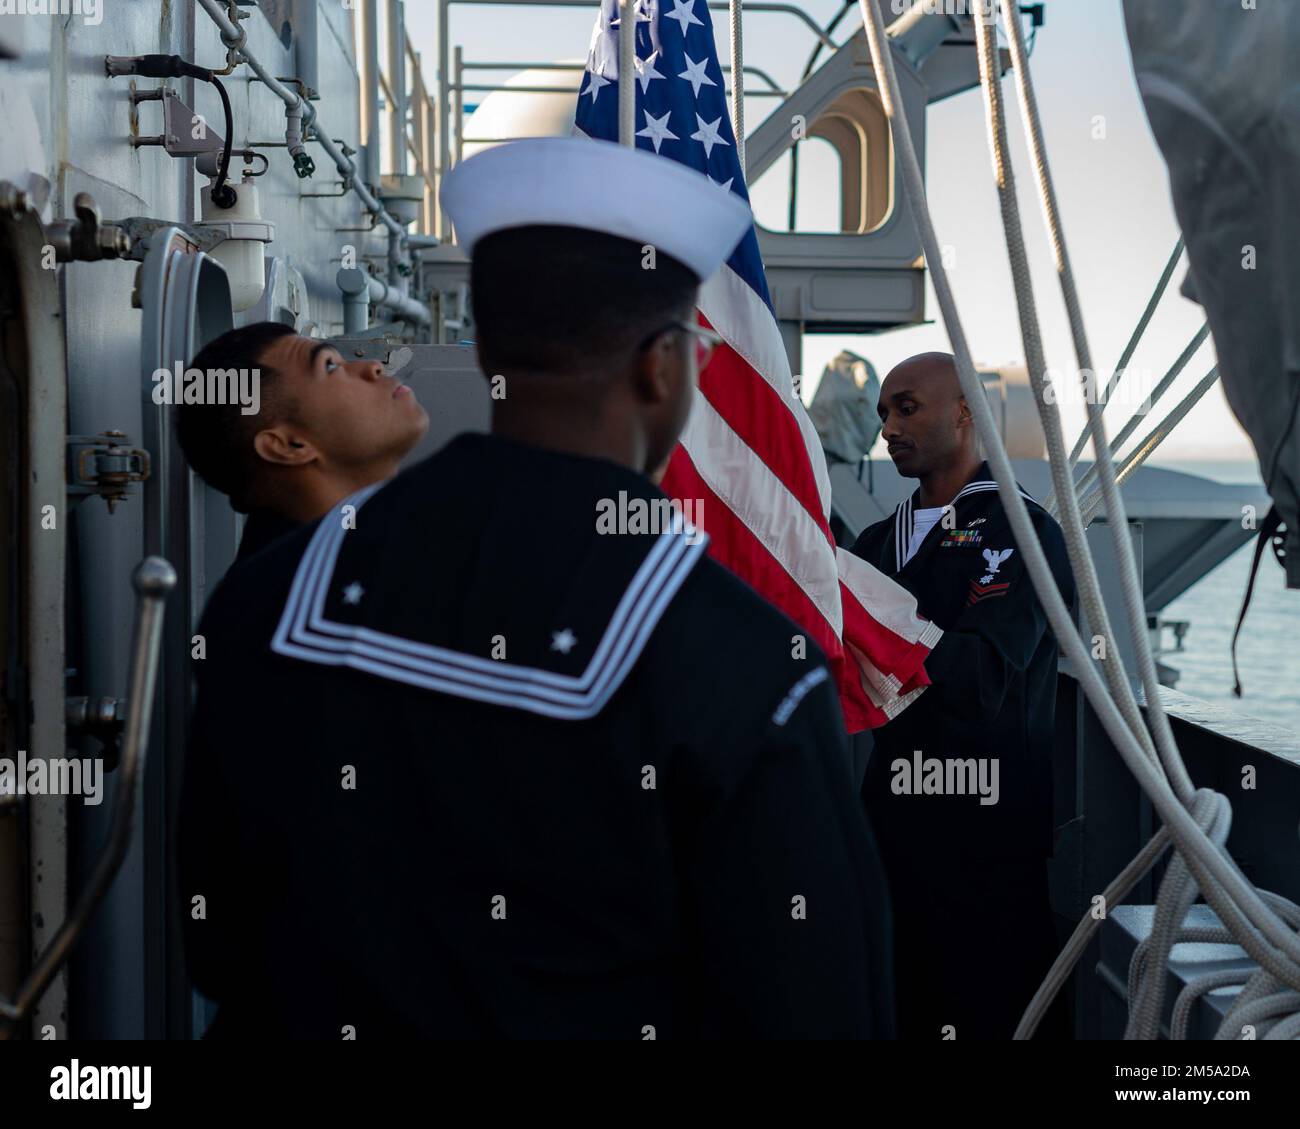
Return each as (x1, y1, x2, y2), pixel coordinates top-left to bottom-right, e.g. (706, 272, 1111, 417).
(177, 322, 429, 561)
(179, 137, 895, 1039)
(849, 352, 1076, 1041)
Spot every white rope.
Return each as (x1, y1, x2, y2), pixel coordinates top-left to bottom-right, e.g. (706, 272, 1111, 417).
(1219, 992, 1300, 1039)
(1263, 1010, 1300, 1040)
(1015, 828, 1170, 1038)
(1125, 790, 1229, 1039)
(855, 0, 1300, 1042)
(1217, 969, 1284, 1039)
(1128, 929, 1235, 1038)
(993, 0, 1198, 816)
(990, 0, 1300, 1026)
(1170, 969, 1251, 1042)
(993, 0, 1300, 1026)
(969, 0, 1162, 780)
(729, 0, 745, 176)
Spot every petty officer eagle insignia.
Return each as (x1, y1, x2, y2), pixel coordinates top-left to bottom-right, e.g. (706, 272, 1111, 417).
(970, 546, 1015, 604)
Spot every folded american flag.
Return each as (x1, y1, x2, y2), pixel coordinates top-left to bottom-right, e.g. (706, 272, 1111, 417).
(574, 0, 937, 730)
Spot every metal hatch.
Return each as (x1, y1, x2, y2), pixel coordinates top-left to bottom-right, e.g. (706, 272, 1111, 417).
(0, 185, 70, 1040)
(73, 227, 235, 1039)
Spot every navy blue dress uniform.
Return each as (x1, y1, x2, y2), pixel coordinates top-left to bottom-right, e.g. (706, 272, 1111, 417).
(849, 464, 1075, 1039)
(234, 510, 297, 562)
(179, 137, 894, 1040)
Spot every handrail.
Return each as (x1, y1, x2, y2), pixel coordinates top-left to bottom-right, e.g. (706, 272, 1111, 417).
(0, 558, 176, 1025)
(453, 46, 465, 168)
(434, 0, 839, 234)
(451, 62, 785, 94)
(1065, 323, 1212, 512)
(452, 82, 783, 97)
(377, 69, 396, 109)
(438, 0, 835, 48)
(1078, 367, 1222, 526)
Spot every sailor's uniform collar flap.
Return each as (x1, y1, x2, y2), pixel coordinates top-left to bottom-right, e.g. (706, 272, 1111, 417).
(270, 459, 709, 721)
(891, 464, 1035, 574)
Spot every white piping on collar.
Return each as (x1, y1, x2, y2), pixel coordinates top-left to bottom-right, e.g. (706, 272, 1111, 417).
(271, 487, 708, 719)
(892, 480, 1037, 572)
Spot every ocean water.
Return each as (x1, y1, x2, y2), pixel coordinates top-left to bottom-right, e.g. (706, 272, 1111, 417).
(1150, 460, 1298, 738)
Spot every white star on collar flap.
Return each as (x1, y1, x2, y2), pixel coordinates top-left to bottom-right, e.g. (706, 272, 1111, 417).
(439, 136, 753, 282)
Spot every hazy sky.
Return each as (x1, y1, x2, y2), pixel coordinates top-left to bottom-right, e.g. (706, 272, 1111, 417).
(401, 0, 1253, 462)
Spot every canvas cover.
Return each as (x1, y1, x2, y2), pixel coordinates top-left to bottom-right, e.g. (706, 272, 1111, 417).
(1125, 0, 1300, 584)
(808, 349, 882, 466)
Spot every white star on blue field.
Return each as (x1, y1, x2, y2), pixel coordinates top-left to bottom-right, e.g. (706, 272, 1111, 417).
(575, 0, 774, 312)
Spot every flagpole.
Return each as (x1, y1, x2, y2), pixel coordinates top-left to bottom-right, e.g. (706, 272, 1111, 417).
(618, 0, 636, 146)
(729, 0, 745, 178)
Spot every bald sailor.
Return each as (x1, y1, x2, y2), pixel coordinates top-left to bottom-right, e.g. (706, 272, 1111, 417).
(849, 352, 1075, 1040)
(179, 137, 894, 1039)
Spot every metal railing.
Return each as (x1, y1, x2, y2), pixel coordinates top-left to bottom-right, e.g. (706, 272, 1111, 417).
(431, 0, 845, 237)
(451, 59, 788, 163)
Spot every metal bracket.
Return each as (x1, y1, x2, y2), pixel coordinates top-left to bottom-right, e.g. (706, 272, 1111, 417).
(66, 696, 127, 769)
(341, 320, 409, 341)
(129, 85, 227, 158)
(67, 432, 150, 512)
(112, 217, 215, 265)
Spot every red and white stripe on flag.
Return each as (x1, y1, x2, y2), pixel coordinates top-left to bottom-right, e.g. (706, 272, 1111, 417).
(660, 265, 941, 733)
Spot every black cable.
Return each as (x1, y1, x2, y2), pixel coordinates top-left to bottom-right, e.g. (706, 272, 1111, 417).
(120, 55, 236, 208)
(1021, 3, 1044, 55)
(1230, 506, 1284, 697)
(207, 75, 236, 208)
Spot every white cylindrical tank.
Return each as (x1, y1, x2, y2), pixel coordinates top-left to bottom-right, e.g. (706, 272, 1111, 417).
(460, 64, 583, 160)
(198, 179, 275, 312)
(979, 364, 1046, 460)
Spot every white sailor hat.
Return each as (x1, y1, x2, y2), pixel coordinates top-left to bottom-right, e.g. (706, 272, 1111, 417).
(439, 136, 752, 282)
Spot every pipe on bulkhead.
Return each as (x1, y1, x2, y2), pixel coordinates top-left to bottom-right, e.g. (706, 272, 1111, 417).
(338, 268, 371, 334)
(337, 267, 431, 330)
(195, 0, 408, 244)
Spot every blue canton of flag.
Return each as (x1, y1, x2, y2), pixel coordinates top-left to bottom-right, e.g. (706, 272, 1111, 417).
(574, 0, 773, 311)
